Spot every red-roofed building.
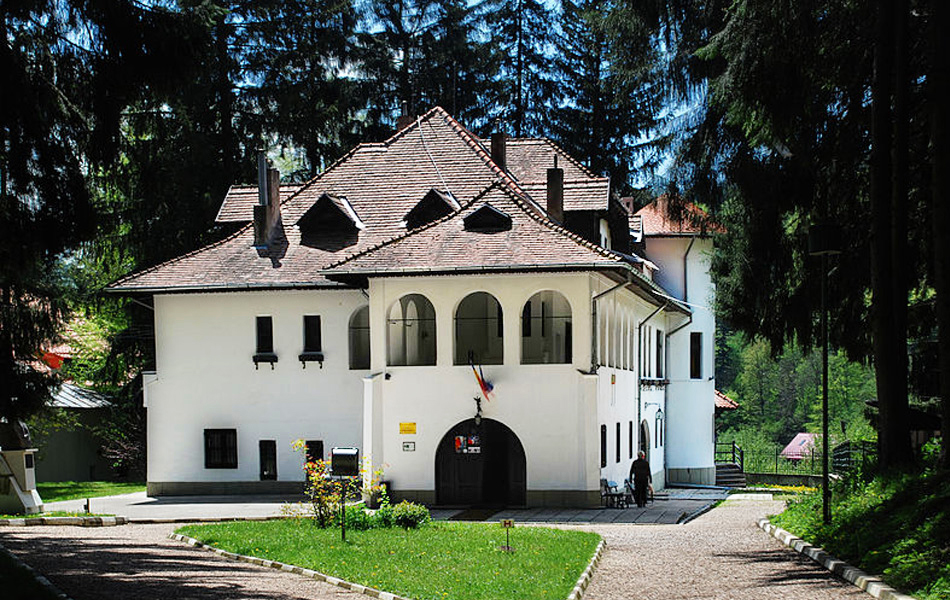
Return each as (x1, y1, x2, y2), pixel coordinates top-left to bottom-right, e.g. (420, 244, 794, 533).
(109, 108, 720, 504)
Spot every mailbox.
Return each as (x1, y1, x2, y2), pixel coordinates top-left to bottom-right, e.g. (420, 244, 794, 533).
(330, 447, 359, 477)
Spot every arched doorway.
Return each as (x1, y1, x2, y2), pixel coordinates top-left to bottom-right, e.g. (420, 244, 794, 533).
(435, 418, 526, 507)
(639, 420, 651, 462)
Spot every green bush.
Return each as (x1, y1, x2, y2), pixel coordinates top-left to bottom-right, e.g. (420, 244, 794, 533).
(387, 501, 430, 530)
(772, 469, 950, 599)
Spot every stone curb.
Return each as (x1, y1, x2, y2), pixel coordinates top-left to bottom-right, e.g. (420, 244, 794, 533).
(171, 531, 607, 600)
(757, 519, 916, 600)
(0, 515, 296, 527)
(0, 541, 74, 600)
(567, 539, 606, 600)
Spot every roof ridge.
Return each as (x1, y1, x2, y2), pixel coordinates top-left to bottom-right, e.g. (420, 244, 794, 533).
(540, 138, 599, 179)
(437, 112, 549, 217)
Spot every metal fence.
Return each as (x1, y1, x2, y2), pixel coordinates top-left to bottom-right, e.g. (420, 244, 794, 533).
(716, 440, 876, 476)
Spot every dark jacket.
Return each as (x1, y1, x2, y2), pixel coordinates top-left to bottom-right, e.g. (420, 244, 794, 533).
(629, 458, 652, 484)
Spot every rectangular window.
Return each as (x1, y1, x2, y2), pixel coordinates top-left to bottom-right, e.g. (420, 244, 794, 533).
(629, 421, 634, 458)
(656, 330, 664, 379)
(521, 302, 531, 337)
(259, 440, 277, 480)
(615, 422, 621, 463)
(205, 429, 237, 469)
(600, 425, 607, 468)
(305, 440, 324, 465)
(303, 315, 322, 352)
(256, 316, 274, 353)
(690, 332, 703, 379)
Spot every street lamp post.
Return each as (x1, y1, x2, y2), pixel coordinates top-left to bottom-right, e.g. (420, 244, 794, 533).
(808, 223, 841, 525)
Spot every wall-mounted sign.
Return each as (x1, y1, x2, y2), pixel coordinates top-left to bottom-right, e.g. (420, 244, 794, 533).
(454, 434, 481, 454)
(399, 422, 416, 435)
(402, 442, 416, 452)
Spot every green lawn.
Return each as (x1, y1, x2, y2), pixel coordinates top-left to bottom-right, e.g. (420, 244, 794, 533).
(0, 549, 63, 600)
(36, 481, 145, 503)
(177, 520, 600, 600)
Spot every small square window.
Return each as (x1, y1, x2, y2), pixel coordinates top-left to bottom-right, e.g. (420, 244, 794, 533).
(205, 429, 237, 469)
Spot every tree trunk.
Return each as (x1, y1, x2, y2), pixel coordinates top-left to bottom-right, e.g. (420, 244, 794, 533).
(870, 0, 911, 470)
(931, 0, 950, 470)
(890, 0, 912, 466)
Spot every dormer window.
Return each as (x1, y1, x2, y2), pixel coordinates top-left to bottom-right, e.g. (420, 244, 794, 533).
(463, 204, 512, 233)
(296, 193, 364, 250)
(404, 189, 459, 230)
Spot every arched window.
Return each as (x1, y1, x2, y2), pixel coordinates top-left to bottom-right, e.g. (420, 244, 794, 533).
(348, 306, 370, 370)
(387, 294, 436, 366)
(454, 292, 503, 365)
(521, 291, 572, 364)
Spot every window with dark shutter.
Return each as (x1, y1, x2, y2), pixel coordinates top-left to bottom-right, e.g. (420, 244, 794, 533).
(305, 440, 324, 465)
(600, 425, 607, 468)
(690, 332, 703, 379)
(259, 440, 277, 480)
(299, 315, 324, 366)
(205, 429, 237, 469)
(615, 422, 621, 463)
(254, 316, 278, 367)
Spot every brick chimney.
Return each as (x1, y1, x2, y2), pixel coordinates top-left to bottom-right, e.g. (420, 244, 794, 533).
(546, 155, 564, 222)
(491, 131, 507, 172)
(396, 101, 414, 131)
(254, 154, 281, 247)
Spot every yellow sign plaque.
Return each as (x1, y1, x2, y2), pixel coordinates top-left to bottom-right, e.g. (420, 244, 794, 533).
(399, 422, 417, 435)
(500, 519, 514, 528)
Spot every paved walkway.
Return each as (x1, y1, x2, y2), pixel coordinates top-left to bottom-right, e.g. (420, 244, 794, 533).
(1, 493, 867, 600)
(43, 488, 728, 524)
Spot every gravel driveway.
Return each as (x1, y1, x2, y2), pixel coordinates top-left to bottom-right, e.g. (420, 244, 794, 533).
(1, 494, 866, 600)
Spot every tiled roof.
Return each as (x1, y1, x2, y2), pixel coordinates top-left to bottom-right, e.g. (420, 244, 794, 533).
(215, 184, 302, 223)
(492, 138, 598, 182)
(715, 390, 738, 410)
(520, 178, 610, 212)
(108, 106, 683, 307)
(323, 183, 624, 276)
(633, 195, 723, 237)
(780, 433, 818, 459)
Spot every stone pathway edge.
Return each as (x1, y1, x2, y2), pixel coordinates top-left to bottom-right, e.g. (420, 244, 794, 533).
(169, 532, 607, 600)
(756, 518, 916, 600)
(0, 541, 75, 600)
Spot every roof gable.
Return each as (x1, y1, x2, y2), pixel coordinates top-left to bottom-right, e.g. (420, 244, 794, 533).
(463, 204, 512, 232)
(404, 188, 460, 230)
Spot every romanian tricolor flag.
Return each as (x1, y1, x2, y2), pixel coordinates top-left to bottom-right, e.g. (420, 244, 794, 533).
(470, 359, 493, 400)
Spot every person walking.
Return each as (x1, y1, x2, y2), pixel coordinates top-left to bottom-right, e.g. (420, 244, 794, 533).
(629, 451, 652, 508)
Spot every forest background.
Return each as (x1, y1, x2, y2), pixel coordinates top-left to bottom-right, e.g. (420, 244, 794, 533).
(2, 0, 948, 475)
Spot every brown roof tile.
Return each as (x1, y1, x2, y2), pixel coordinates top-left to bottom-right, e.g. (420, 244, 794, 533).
(215, 184, 302, 223)
(633, 195, 723, 236)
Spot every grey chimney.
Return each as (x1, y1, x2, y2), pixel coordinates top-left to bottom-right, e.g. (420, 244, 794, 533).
(491, 132, 507, 172)
(546, 155, 564, 223)
(254, 154, 281, 247)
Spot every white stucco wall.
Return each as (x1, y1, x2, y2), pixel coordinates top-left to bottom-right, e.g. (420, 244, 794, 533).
(643, 237, 717, 473)
(148, 290, 368, 484)
(364, 273, 599, 495)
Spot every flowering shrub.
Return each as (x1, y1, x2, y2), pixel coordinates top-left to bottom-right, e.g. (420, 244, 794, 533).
(289, 440, 387, 528)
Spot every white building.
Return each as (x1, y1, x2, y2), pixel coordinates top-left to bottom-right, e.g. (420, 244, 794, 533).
(109, 108, 718, 506)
